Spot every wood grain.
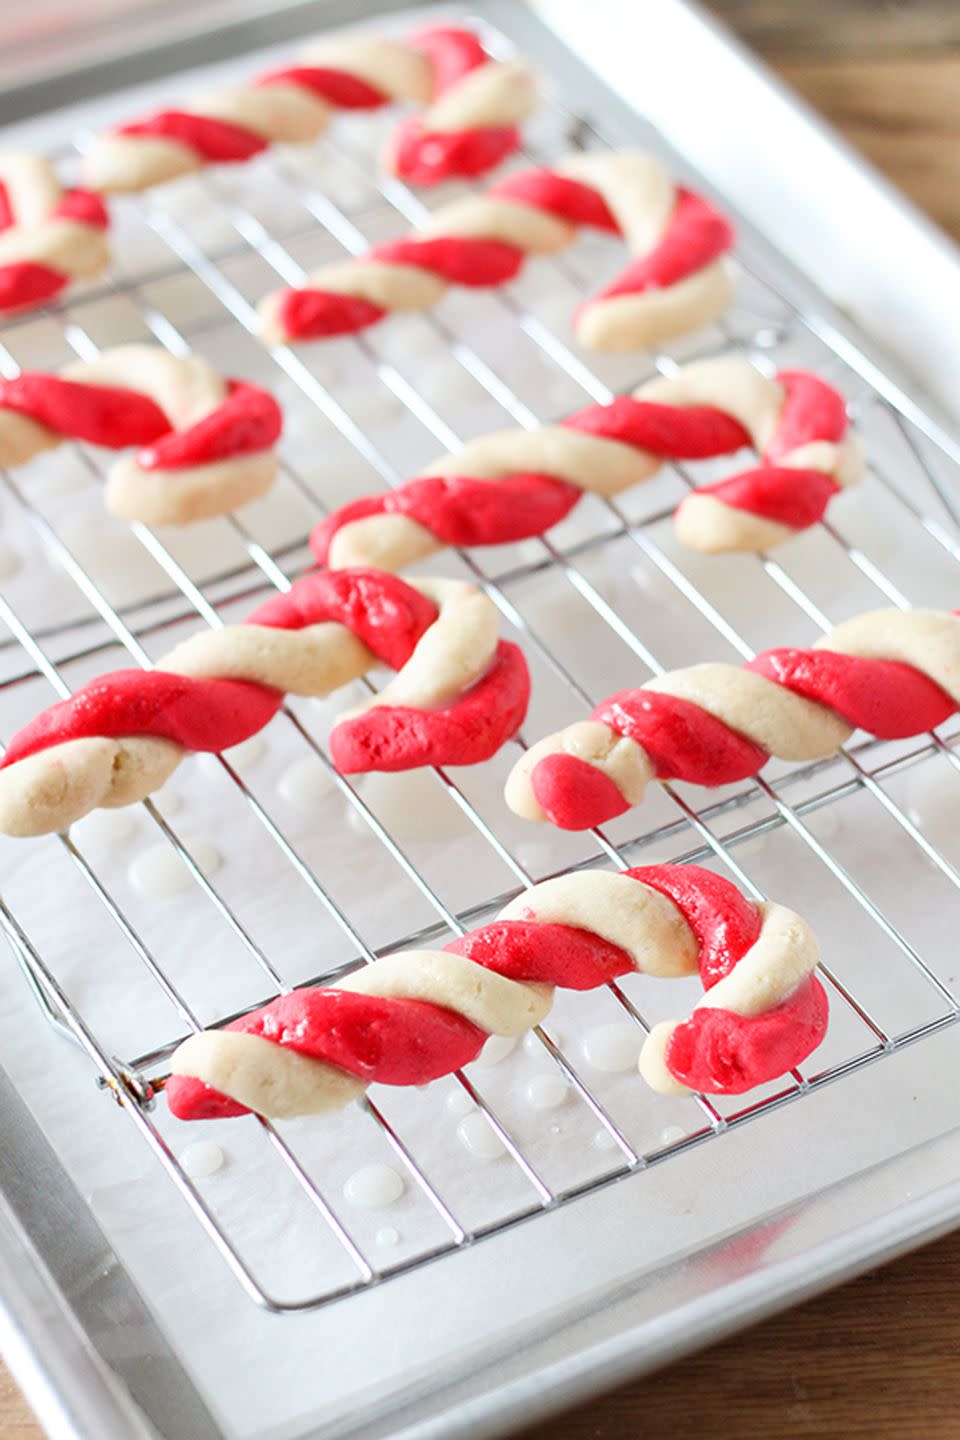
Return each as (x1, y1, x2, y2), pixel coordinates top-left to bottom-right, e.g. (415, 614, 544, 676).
(773, 57, 960, 237)
(516, 1225, 960, 1440)
(2, 6, 959, 1438)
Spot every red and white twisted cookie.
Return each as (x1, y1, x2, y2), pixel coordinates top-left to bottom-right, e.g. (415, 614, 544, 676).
(259, 151, 735, 352)
(0, 568, 529, 838)
(165, 862, 826, 1118)
(0, 344, 282, 526)
(83, 25, 537, 193)
(0, 153, 109, 317)
(310, 358, 862, 568)
(506, 607, 960, 830)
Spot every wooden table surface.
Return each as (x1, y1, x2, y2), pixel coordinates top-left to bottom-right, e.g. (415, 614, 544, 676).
(3, 4, 960, 1437)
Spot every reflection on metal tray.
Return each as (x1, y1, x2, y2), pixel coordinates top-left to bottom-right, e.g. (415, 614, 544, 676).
(2, 2, 960, 1437)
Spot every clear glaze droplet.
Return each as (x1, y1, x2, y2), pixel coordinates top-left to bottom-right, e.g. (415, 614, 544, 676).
(346, 769, 468, 843)
(72, 807, 137, 850)
(807, 805, 842, 843)
(592, 1128, 618, 1152)
(30, 455, 92, 498)
(907, 764, 960, 862)
(58, 515, 159, 608)
(473, 1035, 518, 1068)
(456, 1112, 505, 1162)
(524, 1028, 561, 1057)
(533, 297, 575, 334)
(375, 1226, 400, 1249)
(582, 1022, 642, 1073)
(345, 387, 401, 430)
(660, 1124, 687, 1147)
(198, 734, 265, 778)
(828, 485, 899, 560)
(629, 561, 683, 610)
(343, 1163, 404, 1209)
(180, 1141, 225, 1178)
(445, 1089, 475, 1119)
(128, 838, 222, 897)
(525, 1073, 569, 1112)
(278, 753, 333, 812)
(152, 786, 182, 819)
(423, 363, 480, 410)
(0, 540, 21, 580)
(221, 735, 266, 773)
(380, 322, 444, 365)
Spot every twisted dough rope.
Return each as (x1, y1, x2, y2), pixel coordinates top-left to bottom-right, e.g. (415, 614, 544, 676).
(0, 153, 110, 317)
(165, 862, 826, 1119)
(83, 25, 538, 193)
(259, 151, 735, 353)
(506, 607, 960, 830)
(0, 343, 282, 526)
(310, 357, 863, 569)
(0, 568, 529, 838)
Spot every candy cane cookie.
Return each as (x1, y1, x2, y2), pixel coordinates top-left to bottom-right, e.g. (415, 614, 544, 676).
(165, 862, 826, 1118)
(0, 568, 529, 838)
(310, 358, 861, 570)
(259, 150, 735, 353)
(0, 154, 109, 318)
(0, 344, 282, 525)
(506, 607, 960, 830)
(83, 25, 538, 193)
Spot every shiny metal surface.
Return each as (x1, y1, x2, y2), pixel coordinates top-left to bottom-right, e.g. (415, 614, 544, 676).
(0, 1, 959, 1436)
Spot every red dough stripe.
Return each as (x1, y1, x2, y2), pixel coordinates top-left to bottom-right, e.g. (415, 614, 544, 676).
(566, 396, 750, 456)
(165, 862, 828, 1118)
(767, 371, 848, 461)
(746, 648, 956, 738)
(257, 66, 387, 108)
(389, 121, 519, 185)
(1, 568, 529, 791)
(331, 639, 530, 773)
(311, 473, 582, 562)
(0, 373, 171, 447)
(388, 24, 521, 184)
(53, 189, 109, 228)
(593, 689, 768, 784)
(106, 26, 523, 187)
(528, 639, 959, 831)
(587, 188, 734, 302)
(1, 670, 283, 768)
(0, 372, 281, 469)
(248, 567, 438, 668)
(665, 977, 828, 1095)
(273, 162, 734, 342)
(370, 235, 525, 286)
(695, 466, 840, 529)
(138, 381, 282, 471)
(311, 367, 852, 562)
(116, 111, 268, 163)
(0, 183, 109, 317)
(310, 398, 752, 563)
(528, 754, 630, 831)
(490, 169, 620, 230)
(0, 571, 437, 771)
(276, 287, 387, 341)
(411, 24, 489, 90)
(637, 864, 761, 988)
(447, 920, 636, 988)
(0, 263, 67, 312)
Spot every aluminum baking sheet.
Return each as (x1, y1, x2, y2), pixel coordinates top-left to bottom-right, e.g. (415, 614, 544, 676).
(2, 3, 960, 1438)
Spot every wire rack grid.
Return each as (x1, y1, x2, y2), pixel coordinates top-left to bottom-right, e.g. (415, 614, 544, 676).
(2, 26, 960, 1315)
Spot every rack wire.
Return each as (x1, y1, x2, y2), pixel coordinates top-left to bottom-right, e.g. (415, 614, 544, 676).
(2, 21, 960, 1314)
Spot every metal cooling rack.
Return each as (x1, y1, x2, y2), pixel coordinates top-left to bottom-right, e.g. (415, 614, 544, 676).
(2, 4, 960, 1338)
